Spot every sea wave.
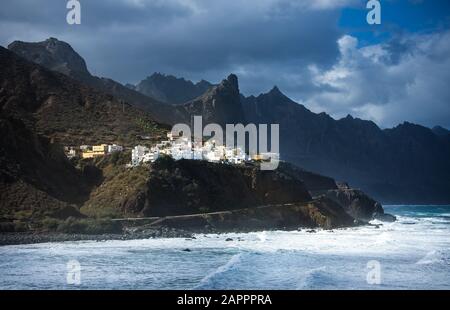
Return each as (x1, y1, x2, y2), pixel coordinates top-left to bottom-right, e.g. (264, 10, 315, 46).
(194, 253, 243, 289)
(296, 266, 333, 289)
(416, 250, 449, 266)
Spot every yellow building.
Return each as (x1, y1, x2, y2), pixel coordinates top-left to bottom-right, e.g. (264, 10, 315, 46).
(93, 144, 108, 152)
(81, 151, 94, 159)
(82, 144, 108, 159)
(251, 154, 264, 161)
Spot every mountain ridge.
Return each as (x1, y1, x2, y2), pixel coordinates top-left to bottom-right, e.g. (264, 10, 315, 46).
(7, 38, 184, 125)
(134, 72, 214, 104)
(242, 86, 450, 203)
(181, 74, 246, 126)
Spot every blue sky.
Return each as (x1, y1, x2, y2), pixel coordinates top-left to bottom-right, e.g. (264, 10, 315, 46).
(340, 0, 450, 45)
(0, 0, 449, 129)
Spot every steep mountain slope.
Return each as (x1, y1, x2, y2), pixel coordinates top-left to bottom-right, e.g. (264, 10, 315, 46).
(181, 74, 246, 126)
(8, 38, 183, 125)
(8, 38, 91, 81)
(0, 115, 88, 221)
(0, 46, 167, 146)
(135, 73, 213, 104)
(242, 88, 450, 203)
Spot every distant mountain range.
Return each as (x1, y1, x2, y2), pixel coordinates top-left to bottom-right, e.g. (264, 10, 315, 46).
(7, 38, 450, 204)
(241, 87, 450, 204)
(132, 73, 214, 104)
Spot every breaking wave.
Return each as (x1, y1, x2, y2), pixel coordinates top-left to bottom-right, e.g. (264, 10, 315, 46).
(194, 253, 243, 289)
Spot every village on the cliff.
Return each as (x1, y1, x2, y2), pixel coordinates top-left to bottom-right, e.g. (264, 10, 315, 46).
(64, 132, 279, 167)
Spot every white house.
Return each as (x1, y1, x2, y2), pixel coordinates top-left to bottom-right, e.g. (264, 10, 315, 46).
(129, 136, 279, 168)
(108, 144, 123, 154)
(131, 145, 159, 166)
(169, 137, 193, 160)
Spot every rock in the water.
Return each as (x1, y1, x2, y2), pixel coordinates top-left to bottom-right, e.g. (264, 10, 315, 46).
(373, 213, 397, 222)
(324, 188, 389, 222)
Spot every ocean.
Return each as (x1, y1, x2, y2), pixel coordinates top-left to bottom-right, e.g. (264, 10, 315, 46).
(0, 205, 449, 290)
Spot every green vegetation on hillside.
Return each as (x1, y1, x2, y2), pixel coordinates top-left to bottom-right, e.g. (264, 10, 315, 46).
(80, 152, 150, 218)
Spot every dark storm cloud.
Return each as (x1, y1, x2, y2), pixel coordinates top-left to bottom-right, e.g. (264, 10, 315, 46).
(0, 0, 346, 83)
(0, 0, 449, 128)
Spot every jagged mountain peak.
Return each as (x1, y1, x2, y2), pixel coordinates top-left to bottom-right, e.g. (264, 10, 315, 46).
(202, 74, 240, 100)
(224, 74, 239, 90)
(182, 73, 245, 125)
(197, 79, 212, 88)
(146, 72, 187, 83)
(0, 44, 167, 146)
(264, 85, 291, 101)
(8, 37, 90, 77)
(135, 72, 214, 104)
(7, 38, 181, 125)
(247, 85, 292, 104)
(269, 85, 282, 94)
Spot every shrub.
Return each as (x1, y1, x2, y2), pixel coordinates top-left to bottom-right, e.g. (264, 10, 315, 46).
(13, 210, 33, 220)
(41, 217, 62, 231)
(12, 221, 28, 232)
(0, 221, 29, 232)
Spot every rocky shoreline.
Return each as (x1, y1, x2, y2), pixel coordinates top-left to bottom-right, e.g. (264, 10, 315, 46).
(0, 221, 390, 246)
(0, 227, 195, 246)
(1, 196, 396, 246)
(0, 226, 358, 246)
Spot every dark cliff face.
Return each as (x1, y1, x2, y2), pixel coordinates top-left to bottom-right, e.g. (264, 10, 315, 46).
(84, 156, 386, 228)
(181, 74, 246, 126)
(151, 198, 356, 232)
(121, 158, 312, 217)
(324, 188, 385, 222)
(135, 73, 214, 104)
(276, 162, 338, 194)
